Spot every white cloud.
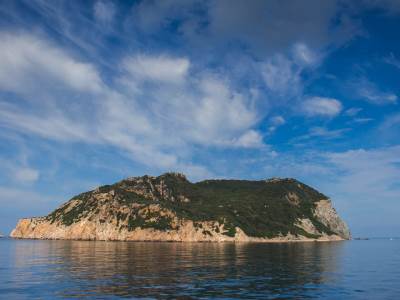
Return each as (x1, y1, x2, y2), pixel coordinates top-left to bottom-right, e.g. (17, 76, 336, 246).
(355, 77, 397, 104)
(268, 116, 286, 133)
(264, 146, 400, 199)
(360, 90, 397, 104)
(324, 146, 400, 199)
(292, 126, 350, 143)
(378, 113, 400, 142)
(118, 62, 261, 149)
(188, 76, 259, 145)
(351, 117, 373, 123)
(94, 1, 116, 23)
(344, 107, 362, 116)
(344, 108, 373, 124)
(232, 130, 264, 148)
(302, 96, 343, 117)
(261, 54, 301, 96)
(384, 52, 400, 69)
(122, 55, 190, 84)
(0, 186, 52, 207)
(0, 32, 103, 95)
(261, 43, 321, 101)
(0, 185, 61, 233)
(13, 168, 39, 184)
(292, 43, 319, 66)
(270, 116, 286, 126)
(380, 112, 400, 130)
(308, 127, 349, 138)
(0, 33, 265, 178)
(0, 102, 95, 142)
(0, 156, 40, 184)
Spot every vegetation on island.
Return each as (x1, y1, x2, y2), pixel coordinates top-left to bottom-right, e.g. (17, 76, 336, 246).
(45, 173, 336, 238)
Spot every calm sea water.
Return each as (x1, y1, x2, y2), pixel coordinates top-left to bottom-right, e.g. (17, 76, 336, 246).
(0, 238, 399, 299)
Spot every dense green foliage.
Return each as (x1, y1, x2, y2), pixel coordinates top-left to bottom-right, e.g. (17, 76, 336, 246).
(45, 173, 335, 238)
(156, 175, 333, 238)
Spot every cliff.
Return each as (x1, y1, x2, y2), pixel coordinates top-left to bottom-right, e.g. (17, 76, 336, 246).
(11, 173, 350, 242)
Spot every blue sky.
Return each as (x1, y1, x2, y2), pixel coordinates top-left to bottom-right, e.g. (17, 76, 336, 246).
(0, 0, 399, 237)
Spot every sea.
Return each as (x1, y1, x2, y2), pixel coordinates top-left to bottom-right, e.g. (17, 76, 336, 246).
(0, 238, 399, 299)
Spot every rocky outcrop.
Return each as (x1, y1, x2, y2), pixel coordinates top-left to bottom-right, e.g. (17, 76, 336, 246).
(314, 199, 351, 239)
(11, 173, 350, 242)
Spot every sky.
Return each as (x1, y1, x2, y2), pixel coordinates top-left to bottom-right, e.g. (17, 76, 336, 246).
(0, 0, 399, 237)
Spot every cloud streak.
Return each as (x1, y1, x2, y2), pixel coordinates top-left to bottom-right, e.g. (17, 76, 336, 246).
(355, 77, 397, 105)
(0, 32, 103, 95)
(302, 97, 343, 117)
(0, 32, 266, 178)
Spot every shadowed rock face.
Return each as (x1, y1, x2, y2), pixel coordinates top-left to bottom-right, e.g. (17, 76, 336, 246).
(11, 173, 350, 241)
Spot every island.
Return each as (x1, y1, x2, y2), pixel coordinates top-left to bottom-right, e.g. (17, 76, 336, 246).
(11, 173, 350, 242)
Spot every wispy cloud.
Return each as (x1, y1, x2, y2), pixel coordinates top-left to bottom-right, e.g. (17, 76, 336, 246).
(292, 126, 350, 143)
(231, 130, 264, 148)
(383, 52, 400, 69)
(261, 54, 303, 97)
(351, 117, 374, 124)
(344, 107, 362, 116)
(380, 112, 400, 130)
(122, 55, 190, 84)
(355, 77, 397, 104)
(0, 32, 267, 179)
(0, 155, 40, 185)
(301, 97, 343, 117)
(13, 167, 40, 184)
(0, 32, 103, 96)
(324, 146, 400, 200)
(93, 1, 116, 24)
(261, 43, 320, 99)
(268, 116, 286, 133)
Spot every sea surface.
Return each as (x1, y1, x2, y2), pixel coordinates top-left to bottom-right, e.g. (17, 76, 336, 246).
(0, 238, 399, 299)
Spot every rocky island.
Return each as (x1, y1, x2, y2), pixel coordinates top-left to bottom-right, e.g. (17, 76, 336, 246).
(11, 173, 350, 242)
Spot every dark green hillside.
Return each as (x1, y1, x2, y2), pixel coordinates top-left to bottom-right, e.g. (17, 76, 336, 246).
(160, 176, 333, 238)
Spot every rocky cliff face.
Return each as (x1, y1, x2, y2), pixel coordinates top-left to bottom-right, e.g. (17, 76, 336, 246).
(11, 173, 350, 242)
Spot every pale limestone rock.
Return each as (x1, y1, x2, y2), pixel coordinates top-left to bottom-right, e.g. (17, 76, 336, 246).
(11, 216, 346, 242)
(313, 199, 351, 239)
(296, 218, 319, 235)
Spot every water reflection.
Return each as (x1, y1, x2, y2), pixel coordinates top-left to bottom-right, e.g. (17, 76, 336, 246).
(5, 240, 346, 299)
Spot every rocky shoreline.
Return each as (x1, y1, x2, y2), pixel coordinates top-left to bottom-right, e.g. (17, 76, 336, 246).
(11, 218, 346, 242)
